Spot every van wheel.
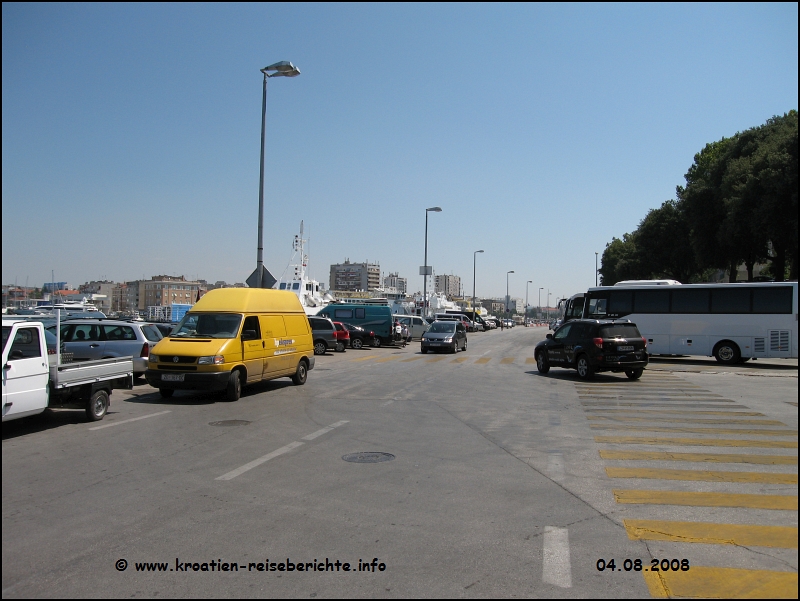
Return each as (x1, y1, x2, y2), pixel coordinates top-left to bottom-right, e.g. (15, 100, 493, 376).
(291, 360, 308, 385)
(713, 341, 740, 364)
(373, 337, 382, 348)
(314, 341, 327, 355)
(225, 371, 242, 402)
(159, 388, 174, 398)
(462, 338, 468, 351)
(576, 355, 595, 380)
(351, 338, 363, 350)
(86, 390, 109, 421)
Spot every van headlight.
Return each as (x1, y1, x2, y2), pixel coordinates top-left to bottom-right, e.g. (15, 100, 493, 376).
(198, 355, 224, 365)
(443, 337, 452, 342)
(149, 354, 159, 363)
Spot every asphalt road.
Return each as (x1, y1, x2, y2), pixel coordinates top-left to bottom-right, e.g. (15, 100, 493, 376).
(2, 327, 797, 598)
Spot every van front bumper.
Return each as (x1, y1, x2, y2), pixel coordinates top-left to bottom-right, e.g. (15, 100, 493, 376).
(145, 369, 231, 391)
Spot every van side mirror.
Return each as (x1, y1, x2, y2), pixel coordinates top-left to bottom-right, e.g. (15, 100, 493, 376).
(241, 330, 259, 341)
(546, 333, 553, 340)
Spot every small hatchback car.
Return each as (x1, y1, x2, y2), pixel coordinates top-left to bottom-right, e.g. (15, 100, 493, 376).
(534, 319, 648, 379)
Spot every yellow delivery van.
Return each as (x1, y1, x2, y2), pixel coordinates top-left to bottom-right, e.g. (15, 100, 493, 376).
(145, 288, 314, 401)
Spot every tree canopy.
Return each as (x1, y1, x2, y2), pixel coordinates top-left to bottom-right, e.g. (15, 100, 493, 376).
(600, 111, 797, 284)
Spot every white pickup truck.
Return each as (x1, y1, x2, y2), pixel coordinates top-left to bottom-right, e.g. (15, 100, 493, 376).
(2, 319, 133, 422)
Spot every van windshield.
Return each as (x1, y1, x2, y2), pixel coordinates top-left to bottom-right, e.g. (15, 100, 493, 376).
(171, 313, 243, 339)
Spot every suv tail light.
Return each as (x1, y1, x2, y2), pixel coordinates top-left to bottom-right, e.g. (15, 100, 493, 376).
(642, 337, 647, 348)
(140, 342, 149, 358)
(593, 337, 603, 349)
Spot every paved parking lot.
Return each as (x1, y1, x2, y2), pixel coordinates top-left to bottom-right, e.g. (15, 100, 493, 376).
(3, 327, 796, 598)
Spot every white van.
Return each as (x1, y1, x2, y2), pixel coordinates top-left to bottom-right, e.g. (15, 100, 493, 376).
(392, 315, 430, 340)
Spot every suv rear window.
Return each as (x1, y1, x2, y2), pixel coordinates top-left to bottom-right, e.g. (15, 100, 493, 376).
(310, 318, 333, 330)
(599, 324, 641, 338)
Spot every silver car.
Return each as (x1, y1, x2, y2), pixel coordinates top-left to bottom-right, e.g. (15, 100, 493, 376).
(49, 319, 163, 376)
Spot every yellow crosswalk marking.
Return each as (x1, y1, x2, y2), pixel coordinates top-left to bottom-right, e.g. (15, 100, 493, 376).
(588, 416, 786, 426)
(642, 565, 797, 599)
(595, 436, 798, 448)
(475, 357, 491, 364)
(606, 467, 797, 484)
(452, 356, 469, 363)
(525, 357, 536, 364)
(587, 409, 764, 416)
(499, 357, 515, 364)
(624, 519, 798, 548)
(374, 356, 398, 363)
(590, 424, 797, 436)
(426, 356, 447, 362)
(401, 356, 424, 362)
(599, 450, 798, 465)
(613, 489, 798, 510)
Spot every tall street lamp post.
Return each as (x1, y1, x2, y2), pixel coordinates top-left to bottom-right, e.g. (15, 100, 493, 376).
(422, 207, 442, 318)
(249, 61, 300, 289)
(595, 252, 599, 287)
(547, 289, 551, 322)
(473, 250, 484, 327)
(525, 280, 532, 326)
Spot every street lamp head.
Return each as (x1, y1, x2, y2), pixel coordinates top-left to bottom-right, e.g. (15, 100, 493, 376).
(262, 61, 298, 73)
(475, 249, 484, 254)
(527, 280, 532, 283)
(507, 270, 514, 274)
(426, 207, 442, 212)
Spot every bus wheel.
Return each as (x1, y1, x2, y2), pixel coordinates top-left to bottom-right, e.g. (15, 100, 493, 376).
(713, 341, 740, 364)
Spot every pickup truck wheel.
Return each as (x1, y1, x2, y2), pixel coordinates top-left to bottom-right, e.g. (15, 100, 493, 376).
(86, 390, 109, 421)
(159, 388, 174, 398)
(351, 338, 363, 350)
(291, 360, 308, 385)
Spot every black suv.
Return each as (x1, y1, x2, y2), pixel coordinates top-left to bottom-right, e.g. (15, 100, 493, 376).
(534, 319, 648, 380)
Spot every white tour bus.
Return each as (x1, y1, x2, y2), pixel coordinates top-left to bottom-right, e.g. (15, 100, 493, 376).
(582, 281, 798, 364)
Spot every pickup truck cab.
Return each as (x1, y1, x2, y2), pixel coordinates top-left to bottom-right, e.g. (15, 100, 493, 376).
(2, 319, 133, 422)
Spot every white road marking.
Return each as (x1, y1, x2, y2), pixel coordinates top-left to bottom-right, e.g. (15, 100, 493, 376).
(542, 526, 572, 588)
(218, 420, 349, 481)
(381, 400, 394, 407)
(88, 411, 171, 430)
(302, 420, 350, 440)
(216, 441, 304, 481)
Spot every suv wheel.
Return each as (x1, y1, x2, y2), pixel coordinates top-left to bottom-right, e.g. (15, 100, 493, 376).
(314, 341, 327, 355)
(625, 368, 643, 380)
(576, 355, 594, 380)
(536, 352, 550, 374)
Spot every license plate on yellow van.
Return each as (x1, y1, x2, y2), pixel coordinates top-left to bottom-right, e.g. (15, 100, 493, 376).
(162, 374, 185, 382)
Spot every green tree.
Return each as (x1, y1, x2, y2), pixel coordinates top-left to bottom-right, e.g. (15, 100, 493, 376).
(599, 233, 640, 285)
(635, 200, 699, 283)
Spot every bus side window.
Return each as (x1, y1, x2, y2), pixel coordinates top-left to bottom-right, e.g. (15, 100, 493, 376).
(587, 297, 607, 316)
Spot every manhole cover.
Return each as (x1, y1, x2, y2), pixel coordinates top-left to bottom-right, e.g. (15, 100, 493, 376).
(342, 452, 395, 463)
(209, 420, 251, 427)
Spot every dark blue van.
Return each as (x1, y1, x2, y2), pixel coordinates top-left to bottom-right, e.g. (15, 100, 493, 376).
(317, 304, 394, 346)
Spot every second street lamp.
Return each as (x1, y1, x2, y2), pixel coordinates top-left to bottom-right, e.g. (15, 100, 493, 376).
(538, 287, 543, 322)
(525, 280, 532, 326)
(421, 207, 442, 318)
(505, 270, 514, 328)
(473, 250, 484, 328)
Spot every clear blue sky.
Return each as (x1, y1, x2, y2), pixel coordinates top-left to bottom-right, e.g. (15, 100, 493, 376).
(3, 3, 797, 305)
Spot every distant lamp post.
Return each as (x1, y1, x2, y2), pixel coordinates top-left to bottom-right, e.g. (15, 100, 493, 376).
(421, 207, 442, 318)
(248, 61, 301, 289)
(547, 289, 551, 322)
(595, 252, 599, 286)
(473, 250, 484, 327)
(505, 270, 514, 328)
(538, 287, 543, 321)
(525, 280, 532, 325)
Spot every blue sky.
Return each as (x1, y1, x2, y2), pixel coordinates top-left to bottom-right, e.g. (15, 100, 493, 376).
(3, 3, 797, 305)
